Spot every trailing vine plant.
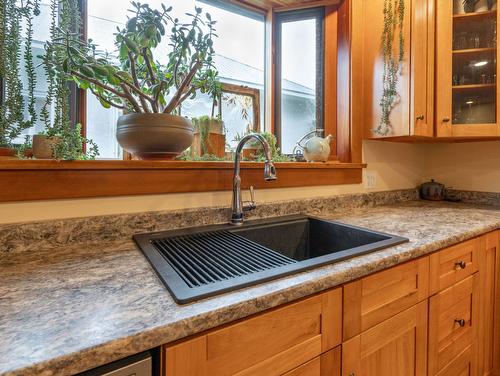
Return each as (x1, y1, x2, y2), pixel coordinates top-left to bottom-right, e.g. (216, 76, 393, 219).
(41, 0, 79, 135)
(39, 0, 98, 159)
(375, 0, 405, 136)
(0, 0, 41, 146)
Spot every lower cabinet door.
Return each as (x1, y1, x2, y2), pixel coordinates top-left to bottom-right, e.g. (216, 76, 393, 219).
(342, 301, 428, 376)
(428, 274, 479, 376)
(283, 347, 341, 376)
(165, 289, 342, 376)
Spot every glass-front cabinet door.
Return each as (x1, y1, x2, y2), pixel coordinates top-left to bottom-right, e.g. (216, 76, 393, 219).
(436, 0, 500, 137)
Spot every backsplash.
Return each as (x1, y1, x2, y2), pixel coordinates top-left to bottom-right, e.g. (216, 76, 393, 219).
(0, 189, 418, 254)
(448, 190, 500, 207)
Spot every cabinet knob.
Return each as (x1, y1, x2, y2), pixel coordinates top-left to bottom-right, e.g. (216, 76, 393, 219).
(455, 261, 466, 270)
(416, 115, 425, 121)
(443, 117, 451, 123)
(455, 319, 466, 327)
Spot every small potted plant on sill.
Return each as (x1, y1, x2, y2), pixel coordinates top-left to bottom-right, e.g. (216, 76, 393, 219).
(53, 1, 220, 160)
(191, 115, 225, 158)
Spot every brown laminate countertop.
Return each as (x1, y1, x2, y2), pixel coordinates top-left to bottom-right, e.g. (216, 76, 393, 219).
(1, 200, 499, 376)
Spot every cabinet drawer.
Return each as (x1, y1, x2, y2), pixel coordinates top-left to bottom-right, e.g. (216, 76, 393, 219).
(283, 357, 321, 376)
(435, 346, 474, 376)
(430, 237, 479, 294)
(343, 257, 429, 339)
(165, 288, 342, 376)
(428, 274, 479, 376)
(282, 347, 341, 376)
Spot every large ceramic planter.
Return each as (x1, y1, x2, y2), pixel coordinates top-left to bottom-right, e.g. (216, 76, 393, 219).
(32, 135, 59, 159)
(116, 113, 194, 160)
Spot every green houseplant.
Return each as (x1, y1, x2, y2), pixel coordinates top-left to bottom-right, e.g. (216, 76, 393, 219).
(375, 0, 405, 136)
(53, 1, 220, 159)
(191, 115, 225, 158)
(0, 0, 40, 157)
(30, 0, 98, 160)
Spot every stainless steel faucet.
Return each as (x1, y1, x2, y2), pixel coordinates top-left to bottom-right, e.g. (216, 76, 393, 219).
(230, 133, 277, 225)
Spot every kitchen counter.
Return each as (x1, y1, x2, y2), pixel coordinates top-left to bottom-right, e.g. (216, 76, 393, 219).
(1, 200, 499, 376)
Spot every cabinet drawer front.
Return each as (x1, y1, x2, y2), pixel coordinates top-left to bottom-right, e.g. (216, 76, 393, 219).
(343, 257, 429, 339)
(429, 274, 479, 375)
(282, 347, 341, 376)
(430, 237, 479, 294)
(282, 357, 321, 376)
(165, 289, 342, 376)
(342, 301, 428, 376)
(435, 346, 474, 376)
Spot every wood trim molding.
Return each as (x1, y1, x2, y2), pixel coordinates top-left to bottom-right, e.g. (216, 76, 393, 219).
(0, 161, 365, 202)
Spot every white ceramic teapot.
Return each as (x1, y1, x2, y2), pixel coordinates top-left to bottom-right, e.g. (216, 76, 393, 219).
(293, 130, 334, 162)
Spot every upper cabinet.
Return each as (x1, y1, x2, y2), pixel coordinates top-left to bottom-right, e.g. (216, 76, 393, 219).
(436, 0, 500, 137)
(353, 0, 500, 140)
(354, 0, 435, 139)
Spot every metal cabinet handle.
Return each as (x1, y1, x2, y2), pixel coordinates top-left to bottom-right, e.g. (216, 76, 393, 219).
(443, 117, 451, 122)
(416, 115, 425, 121)
(455, 319, 466, 327)
(455, 261, 466, 270)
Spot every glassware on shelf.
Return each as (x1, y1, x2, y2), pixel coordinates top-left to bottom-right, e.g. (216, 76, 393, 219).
(454, 31, 468, 50)
(451, 3, 497, 125)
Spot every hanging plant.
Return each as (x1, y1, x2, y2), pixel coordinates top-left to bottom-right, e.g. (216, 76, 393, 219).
(375, 0, 405, 136)
(0, 0, 41, 147)
(35, 0, 98, 160)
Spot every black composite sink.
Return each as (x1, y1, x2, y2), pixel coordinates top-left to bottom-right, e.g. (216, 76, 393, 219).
(134, 215, 408, 304)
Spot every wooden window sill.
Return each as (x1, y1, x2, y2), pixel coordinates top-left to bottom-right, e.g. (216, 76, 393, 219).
(0, 160, 365, 202)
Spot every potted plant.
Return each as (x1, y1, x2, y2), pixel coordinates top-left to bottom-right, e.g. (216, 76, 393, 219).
(53, 1, 220, 160)
(232, 131, 258, 160)
(28, 0, 97, 160)
(191, 115, 225, 158)
(0, 0, 41, 158)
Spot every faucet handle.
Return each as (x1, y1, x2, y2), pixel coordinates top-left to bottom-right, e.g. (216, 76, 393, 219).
(243, 186, 256, 212)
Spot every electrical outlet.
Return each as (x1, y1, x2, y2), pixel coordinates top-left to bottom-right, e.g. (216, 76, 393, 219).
(364, 171, 377, 189)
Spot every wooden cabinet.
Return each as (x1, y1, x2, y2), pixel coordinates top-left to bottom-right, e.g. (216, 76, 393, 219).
(353, 0, 434, 139)
(343, 257, 429, 340)
(428, 274, 480, 375)
(478, 231, 500, 376)
(165, 288, 342, 376)
(353, 0, 500, 140)
(342, 301, 429, 376)
(435, 1, 500, 137)
(164, 232, 500, 376)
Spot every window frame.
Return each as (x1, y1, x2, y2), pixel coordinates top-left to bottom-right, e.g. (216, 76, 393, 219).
(0, 0, 365, 203)
(273, 7, 325, 153)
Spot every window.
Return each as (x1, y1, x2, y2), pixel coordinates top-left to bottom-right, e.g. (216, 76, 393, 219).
(275, 8, 324, 155)
(1, 1, 365, 202)
(85, 0, 265, 159)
